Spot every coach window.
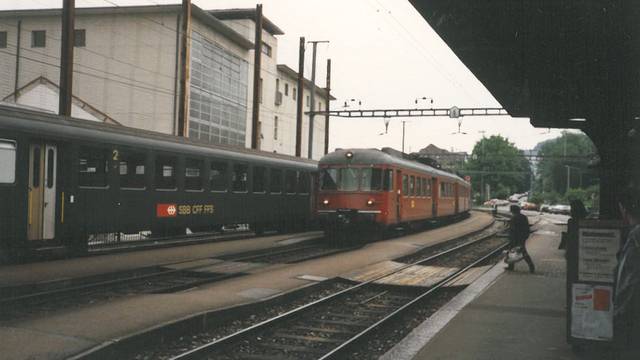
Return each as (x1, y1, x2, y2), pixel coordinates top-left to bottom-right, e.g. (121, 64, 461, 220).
(337, 168, 358, 191)
(416, 177, 422, 197)
(298, 171, 310, 194)
(383, 169, 393, 191)
(0, 140, 16, 183)
(209, 161, 228, 191)
(409, 176, 416, 196)
(155, 155, 177, 190)
(402, 175, 409, 195)
(285, 170, 297, 194)
(361, 168, 383, 191)
(119, 152, 145, 189)
(232, 163, 248, 192)
(185, 158, 204, 191)
(253, 166, 266, 193)
(79, 147, 108, 188)
(270, 169, 282, 193)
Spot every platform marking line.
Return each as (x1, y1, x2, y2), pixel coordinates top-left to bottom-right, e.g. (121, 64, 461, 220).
(379, 262, 505, 360)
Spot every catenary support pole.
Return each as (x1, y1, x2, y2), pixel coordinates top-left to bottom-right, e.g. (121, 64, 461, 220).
(251, 4, 263, 149)
(177, 0, 191, 137)
(295, 37, 305, 157)
(324, 58, 331, 155)
(59, 0, 75, 116)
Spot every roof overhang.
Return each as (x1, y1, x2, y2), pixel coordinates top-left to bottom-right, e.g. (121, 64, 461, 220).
(277, 64, 336, 100)
(208, 8, 285, 36)
(409, 0, 640, 131)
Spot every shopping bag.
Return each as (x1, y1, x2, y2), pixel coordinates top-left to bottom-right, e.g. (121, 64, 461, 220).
(504, 246, 524, 264)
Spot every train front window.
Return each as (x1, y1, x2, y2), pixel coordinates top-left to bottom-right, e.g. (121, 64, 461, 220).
(338, 168, 358, 191)
(0, 140, 16, 183)
(360, 168, 383, 191)
(320, 168, 338, 190)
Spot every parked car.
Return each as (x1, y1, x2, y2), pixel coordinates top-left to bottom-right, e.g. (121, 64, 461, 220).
(540, 204, 551, 213)
(549, 204, 571, 215)
(519, 202, 539, 211)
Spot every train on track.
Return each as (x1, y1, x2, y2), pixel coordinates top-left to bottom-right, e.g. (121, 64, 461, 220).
(0, 106, 472, 262)
(0, 106, 317, 260)
(316, 148, 471, 239)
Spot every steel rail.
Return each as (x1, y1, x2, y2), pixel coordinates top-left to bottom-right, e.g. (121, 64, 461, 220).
(0, 241, 325, 305)
(319, 241, 509, 359)
(169, 223, 504, 360)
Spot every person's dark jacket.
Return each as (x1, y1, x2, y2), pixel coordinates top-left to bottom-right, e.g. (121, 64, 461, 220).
(615, 224, 640, 355)
(509, 213, 530, 247)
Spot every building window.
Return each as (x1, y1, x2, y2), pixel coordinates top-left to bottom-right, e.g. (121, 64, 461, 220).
(274, 116, 278, 140)
(0, 32, 7, 49)
(276, 78, 280, 92)
(74, 29, 85, 47)
(261, 42, 272, 57)
(188, 32, 248, 147)
(292, 87, 297, 100)
(31, 30, 46, 48)
(306, 95, 310, 108)
(284, 83, 289, 96)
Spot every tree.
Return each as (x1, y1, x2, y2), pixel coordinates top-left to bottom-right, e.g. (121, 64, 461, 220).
(535, 132, 598, 204)
(463, 135, 531, 202)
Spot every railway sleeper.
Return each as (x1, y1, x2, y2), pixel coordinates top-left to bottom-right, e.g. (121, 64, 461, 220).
(274, 333, 345, 344)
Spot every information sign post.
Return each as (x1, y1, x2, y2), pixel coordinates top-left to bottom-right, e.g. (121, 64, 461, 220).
(567, 220, 623, 345)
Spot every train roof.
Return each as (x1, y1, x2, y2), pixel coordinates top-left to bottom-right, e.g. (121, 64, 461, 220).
(0, 105, 316, 170)
(319, 148, 469, 185)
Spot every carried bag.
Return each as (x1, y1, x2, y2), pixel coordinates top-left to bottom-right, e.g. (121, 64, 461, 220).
(504, 246, 524, 264)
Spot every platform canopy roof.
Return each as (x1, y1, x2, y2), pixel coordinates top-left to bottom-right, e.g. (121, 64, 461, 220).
(409, 0, 640, 132)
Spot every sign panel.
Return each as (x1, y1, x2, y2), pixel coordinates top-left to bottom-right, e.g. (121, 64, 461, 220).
(578, 227, 620, 283)
(157, 203, 215, 218)
(571, 283, 613, 341)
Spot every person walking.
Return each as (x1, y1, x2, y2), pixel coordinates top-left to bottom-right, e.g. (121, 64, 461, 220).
(507, 204, 535, 273)
(614, 188, 640, 359)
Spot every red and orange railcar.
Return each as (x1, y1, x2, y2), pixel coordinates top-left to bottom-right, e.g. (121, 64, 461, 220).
(316, 148, 470, 237)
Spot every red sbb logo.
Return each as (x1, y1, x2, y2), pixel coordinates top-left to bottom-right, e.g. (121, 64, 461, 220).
(157, 203, 177, 218)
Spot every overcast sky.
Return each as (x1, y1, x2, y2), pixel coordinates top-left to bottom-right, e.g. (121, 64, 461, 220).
(2, 0, 571, 153)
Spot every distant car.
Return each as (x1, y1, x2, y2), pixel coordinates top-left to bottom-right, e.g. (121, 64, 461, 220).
(519, 202, 539, 211)
(549, 204, 571, 215)
(540, 204, 551, 213)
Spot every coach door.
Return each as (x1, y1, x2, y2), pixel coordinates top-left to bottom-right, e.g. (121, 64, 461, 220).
(28, 143, 58, 240)
(431, 177, 438, 217)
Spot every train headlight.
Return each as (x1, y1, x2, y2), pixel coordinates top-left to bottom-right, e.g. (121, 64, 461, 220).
(323, 199, 330, 205)
(366, 199, 375, 206)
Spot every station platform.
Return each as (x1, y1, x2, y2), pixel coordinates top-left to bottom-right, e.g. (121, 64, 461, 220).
(382, 213, 587, 360)
(0, 212, 493, 360)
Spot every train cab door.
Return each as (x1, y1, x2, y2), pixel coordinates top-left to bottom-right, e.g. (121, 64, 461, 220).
(28, 143, 58, 240)
(395, 170, 402, 222)
(454, 183, 460, 214)
(431, 177, 438, 217)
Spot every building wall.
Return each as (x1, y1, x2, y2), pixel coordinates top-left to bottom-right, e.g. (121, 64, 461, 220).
(0, 12, 180, 134)
(220, 18, 328, 160)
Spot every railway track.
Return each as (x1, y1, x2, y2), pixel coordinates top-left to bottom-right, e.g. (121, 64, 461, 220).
(0, 238, 347, 321)
(158, 226, 508, 360)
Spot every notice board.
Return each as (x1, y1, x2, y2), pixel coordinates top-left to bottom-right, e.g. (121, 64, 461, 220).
(568, 220, 622, 343)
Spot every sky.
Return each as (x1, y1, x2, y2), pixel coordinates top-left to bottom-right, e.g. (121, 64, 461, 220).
(1, 0, 572, 153)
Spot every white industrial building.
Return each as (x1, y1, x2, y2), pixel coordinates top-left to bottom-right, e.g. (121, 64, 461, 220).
(0, 4, 332, 159)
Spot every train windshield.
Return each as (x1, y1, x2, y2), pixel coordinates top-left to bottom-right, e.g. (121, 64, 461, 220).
(320, 167, 386, 191)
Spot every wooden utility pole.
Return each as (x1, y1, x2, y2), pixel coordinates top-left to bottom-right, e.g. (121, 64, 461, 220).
(59, 0, 75, 116)
(307, 40, 329, 159)
(251, 4, 263, 150)
(295, 37, 305, 157)
(324, 58, 331, 155)
(177, 0, 191, 137)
